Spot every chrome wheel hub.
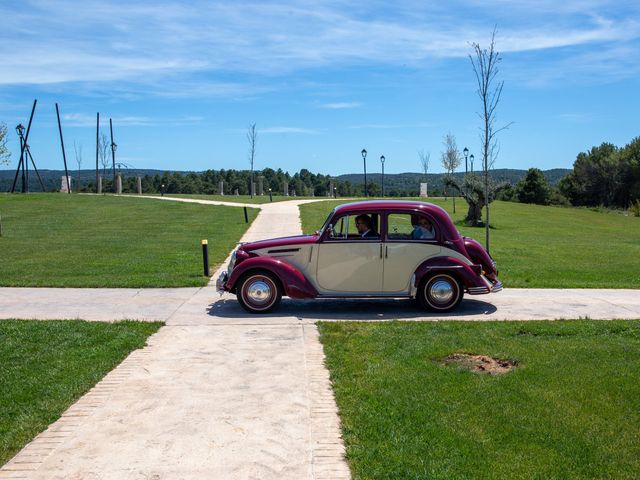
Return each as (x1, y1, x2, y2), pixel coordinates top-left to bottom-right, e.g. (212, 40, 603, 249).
(246, 279, 272, 305)
(430, 279, 455, 304)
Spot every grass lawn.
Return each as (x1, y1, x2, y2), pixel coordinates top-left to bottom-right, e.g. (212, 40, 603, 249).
(319, 320, 640, 480)
(0, 319, 162, 466)
(299, 198, 640, 288)
(164, 193, 313, 204)
(0, 193, 258, 287)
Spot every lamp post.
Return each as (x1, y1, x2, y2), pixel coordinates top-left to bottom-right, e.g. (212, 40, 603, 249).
(380, 155, 385, 198)
(361, 148, 368, 197)
(463, 147, 469, 174)
(268, 188, 272, 202)
(333, 186, 337, 198)
(470, 154, 475, 173)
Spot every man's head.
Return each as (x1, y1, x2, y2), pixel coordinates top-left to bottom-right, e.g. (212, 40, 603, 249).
(355, 214, 372, 234)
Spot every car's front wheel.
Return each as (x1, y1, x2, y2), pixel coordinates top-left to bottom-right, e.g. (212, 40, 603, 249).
(417, 273, 463, 312)
(237, 271, 282, 313)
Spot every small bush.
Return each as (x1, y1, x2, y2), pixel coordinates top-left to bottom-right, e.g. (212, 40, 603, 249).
(631, 199, 640, 217)
(549, 188, 571, 206)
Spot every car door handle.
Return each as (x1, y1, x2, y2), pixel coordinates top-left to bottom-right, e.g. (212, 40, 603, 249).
(385, 245, 388, 258)
(380, 243, 383, 258)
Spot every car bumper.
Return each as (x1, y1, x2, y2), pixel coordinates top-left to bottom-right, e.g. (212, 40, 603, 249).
(467, 275, 502, 295)
(216, 271, 229, 292)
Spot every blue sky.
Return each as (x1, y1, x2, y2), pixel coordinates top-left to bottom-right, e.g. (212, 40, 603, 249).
(1, 0, 639, 175)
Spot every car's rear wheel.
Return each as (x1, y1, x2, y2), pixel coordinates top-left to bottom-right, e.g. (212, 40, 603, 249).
(237, 271, 282, 313)
(418, 273, 463, 312)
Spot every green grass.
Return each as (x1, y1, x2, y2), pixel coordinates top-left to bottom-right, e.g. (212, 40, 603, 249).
(164, 193, 313, 204)
(319, 320, 640, 480)
(0, 319, 162, 466)
(0, 193, 258, 287)
(299, 198, 640, 288)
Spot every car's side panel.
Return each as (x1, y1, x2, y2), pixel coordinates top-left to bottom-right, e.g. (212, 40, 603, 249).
(383, 243, 441, 293)
(250, 245, 315, 280)
(316, 242, 383, 293)
(225, 256, 318, 299)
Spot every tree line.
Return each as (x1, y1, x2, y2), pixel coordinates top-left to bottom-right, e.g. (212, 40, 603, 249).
(504, 137, 640, 210)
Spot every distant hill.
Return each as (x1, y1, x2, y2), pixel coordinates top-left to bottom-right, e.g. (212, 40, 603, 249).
(1, 167, 571, 193)
(337, 168, 571, 192)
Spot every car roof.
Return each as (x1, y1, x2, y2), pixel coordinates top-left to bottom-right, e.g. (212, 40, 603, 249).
(333, 200, 448, 217)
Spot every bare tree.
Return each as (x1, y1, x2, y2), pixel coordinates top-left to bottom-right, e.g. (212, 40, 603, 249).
(73, 140, 83, 191)
(470, 27, 512, 252)
(418, 150, 430, 197)
(441, 133, 461, 211)
(418, 150, 430, 179)
(98, 133, 110, 177)
(0, 123, 10, 166)
(247, 123, 257, 198)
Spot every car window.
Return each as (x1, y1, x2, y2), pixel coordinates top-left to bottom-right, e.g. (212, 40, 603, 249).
(387, 213, 436, 241)
(326, 213, 380, 240)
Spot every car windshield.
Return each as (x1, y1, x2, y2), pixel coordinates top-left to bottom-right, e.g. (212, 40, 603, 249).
(317, 209, 336, 235)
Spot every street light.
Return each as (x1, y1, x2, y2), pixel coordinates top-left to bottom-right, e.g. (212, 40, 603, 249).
(470, 154, 475, 173)
(463, 147, 469, 174)
(333, 186, 337, 198)
(361, 148, 368, 197)
(380, 155, 385, 198)
(15, 124, 25, 137)
(268, 188, 273, 202)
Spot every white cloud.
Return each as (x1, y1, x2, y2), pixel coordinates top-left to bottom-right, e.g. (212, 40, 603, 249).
(321, 102, 362, 109)
(61, 112, 204, 127)
(0, 0, 638, 91)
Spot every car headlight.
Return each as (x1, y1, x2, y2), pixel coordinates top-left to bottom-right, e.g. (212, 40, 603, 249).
(228, 250, 237, 273)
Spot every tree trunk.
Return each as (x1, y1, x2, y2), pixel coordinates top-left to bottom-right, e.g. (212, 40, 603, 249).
(465, 202, 483, 226)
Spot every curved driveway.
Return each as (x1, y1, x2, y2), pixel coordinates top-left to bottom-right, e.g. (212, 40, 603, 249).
(1, 197, 639, 480)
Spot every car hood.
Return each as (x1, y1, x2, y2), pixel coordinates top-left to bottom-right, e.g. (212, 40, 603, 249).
(238, 234, 319, 252)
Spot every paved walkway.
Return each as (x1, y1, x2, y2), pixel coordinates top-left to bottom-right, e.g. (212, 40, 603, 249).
(0, 199, 349, 480)
(2, 197, 640, 480)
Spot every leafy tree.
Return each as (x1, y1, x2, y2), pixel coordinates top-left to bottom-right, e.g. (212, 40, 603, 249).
(560, 143, 620, 207)
(516, 168, 551, 205)
(445, 174, 509, 226)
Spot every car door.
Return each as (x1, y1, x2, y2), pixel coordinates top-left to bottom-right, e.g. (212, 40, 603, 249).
(316, 213, 383, 293)
(383, 212, 441, 293)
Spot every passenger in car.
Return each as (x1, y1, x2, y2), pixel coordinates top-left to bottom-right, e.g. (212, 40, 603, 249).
(355, 214, 379, 239)
(411, 215, 435, 239)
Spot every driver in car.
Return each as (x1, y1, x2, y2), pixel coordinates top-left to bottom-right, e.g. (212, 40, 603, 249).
(355, 214, 379, 239)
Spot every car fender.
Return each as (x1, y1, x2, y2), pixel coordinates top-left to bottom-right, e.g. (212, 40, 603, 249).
(226, 256, 318, 299)
(414, 256, 487, 292)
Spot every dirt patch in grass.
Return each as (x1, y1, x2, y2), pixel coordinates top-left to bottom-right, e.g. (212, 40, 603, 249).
(443, 353, 517, 375)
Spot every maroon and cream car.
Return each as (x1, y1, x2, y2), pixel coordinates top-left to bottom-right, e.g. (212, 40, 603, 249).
(217, 200, 502, 313)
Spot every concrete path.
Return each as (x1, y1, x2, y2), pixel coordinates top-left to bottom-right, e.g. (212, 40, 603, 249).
(3, 286, 640, 323)
(0, 199, 349, 480)
(2, 197, 640, 480)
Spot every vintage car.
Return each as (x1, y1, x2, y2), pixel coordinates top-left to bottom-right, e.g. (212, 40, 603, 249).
(217, 200, 502, 313)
